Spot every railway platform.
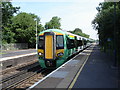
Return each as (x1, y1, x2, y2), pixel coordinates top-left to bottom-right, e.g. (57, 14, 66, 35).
(28, 44, 118, 89)
(1, 49, 36, 58)
(0, 49, 37, 70)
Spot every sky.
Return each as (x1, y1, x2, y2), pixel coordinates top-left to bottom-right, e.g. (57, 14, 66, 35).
(11, 0, 104, 40)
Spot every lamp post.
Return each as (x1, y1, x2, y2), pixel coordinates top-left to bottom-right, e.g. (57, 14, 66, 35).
(35, 19, 37, 50)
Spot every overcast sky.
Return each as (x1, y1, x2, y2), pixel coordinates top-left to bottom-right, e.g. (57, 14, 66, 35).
(12, 0, 104, 40)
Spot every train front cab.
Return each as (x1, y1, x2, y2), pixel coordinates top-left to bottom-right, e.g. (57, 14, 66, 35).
(38, 31, 66, 68)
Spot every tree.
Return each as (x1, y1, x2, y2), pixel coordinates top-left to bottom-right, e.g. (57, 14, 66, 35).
(68, 28, 89, 38)
(74, 28, 82, 34)
(1, 2, 20, 44)
(92, 2, 120, 49)
(12, 12, 43, 48)
(92, 2, 120, 64)
(1, 2, 20, 26)
(45, 16, 61, 29)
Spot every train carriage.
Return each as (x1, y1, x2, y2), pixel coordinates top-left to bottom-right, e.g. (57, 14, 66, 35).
(37, 29, 89, 69)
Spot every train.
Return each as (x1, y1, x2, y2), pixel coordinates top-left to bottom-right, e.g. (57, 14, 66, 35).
(37, 29, 92, 69)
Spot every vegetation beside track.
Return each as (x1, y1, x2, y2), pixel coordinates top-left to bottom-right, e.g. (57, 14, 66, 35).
(92, 2, 120, 65)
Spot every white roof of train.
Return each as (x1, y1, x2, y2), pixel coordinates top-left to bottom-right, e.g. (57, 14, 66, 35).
(65, 31, 88, 40)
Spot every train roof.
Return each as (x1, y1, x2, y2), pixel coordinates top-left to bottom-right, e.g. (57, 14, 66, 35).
(39, 29, 66, 35)
(39, 29, 89, 39)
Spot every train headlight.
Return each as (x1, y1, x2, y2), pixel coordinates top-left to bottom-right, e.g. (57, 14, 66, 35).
(57, 52, 64, 57)
(38, 52, 43, 56)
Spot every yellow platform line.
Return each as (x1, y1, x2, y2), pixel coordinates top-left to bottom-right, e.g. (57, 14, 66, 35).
(68, 46, 94, 89)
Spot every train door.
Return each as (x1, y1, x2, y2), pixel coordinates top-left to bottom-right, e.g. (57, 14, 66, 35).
(44, 32, 56, 67)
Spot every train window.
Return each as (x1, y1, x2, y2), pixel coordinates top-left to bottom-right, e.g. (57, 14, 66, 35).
(38, 36, 44, 49)
(56, 35, 64, 49)
(67, 38, 75, 49)
(77, 40, 82, 46)
(83, 39, 87, 45)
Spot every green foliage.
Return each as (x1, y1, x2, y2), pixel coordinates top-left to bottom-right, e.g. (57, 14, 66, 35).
(1, 2, 20, 44)
(12, 12, 43, 48)
(2, 2, 20, 26)
(92, 2, 120, 64)
(78, 33, 89, 38)
(92, 2, 120, 47)
(68, 28, 89, 38)
(74, 28, 82, 33)
(12, 13, 36, 29)
(1, 2, 44, 48)
(2, 26, 16, 43)
(45, 16, 61, 29)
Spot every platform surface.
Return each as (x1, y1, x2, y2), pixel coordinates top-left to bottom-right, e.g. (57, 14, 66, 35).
(72, 45, 118, 88)
(0, 49, 37, 70)
(28, 44, 118, 89)
(1, 49, 36, 58)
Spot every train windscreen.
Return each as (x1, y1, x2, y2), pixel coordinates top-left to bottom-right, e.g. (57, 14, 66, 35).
(56, 35, 64, 49)
(38, 36, 44, 49)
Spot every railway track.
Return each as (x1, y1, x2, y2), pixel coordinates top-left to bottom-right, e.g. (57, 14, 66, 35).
(0, 60, 39, 83)
(0, 47, 90, 89)
(15, 69, 53, 89)
(2, 68, 53, 89)
(0, 60, 38, 75)
(1, 63, 39, 89)
(1, 61, 53, 89)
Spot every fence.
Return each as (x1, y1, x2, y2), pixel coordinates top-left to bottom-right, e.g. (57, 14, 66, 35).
(1, 43, 28, 51)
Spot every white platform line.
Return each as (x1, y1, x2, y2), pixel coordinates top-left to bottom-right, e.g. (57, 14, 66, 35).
(0, 53, 37, 61)
(27, 50, 84, 89)
(68, 46, 94, 89)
